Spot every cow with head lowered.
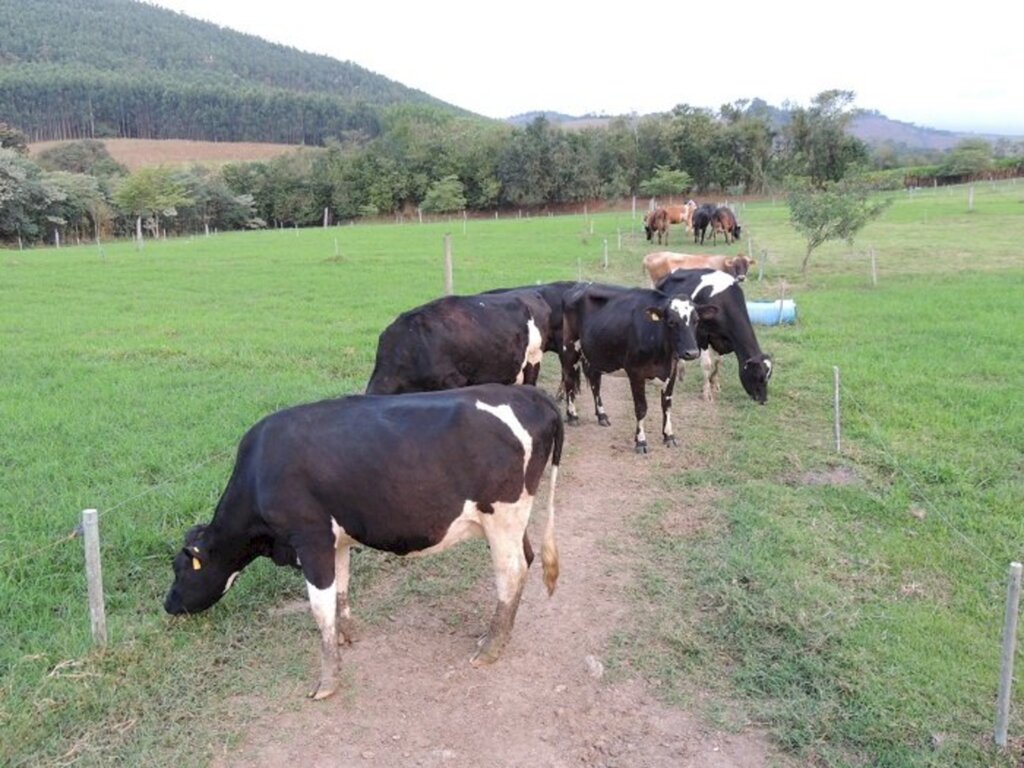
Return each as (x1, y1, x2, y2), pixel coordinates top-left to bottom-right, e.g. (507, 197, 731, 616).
(365, 291, 551, 395)
(483, 281, 582, 359)
(655, 269, 772, 403)
(559, 283, 709, 453)
(165, 384, 564, 700)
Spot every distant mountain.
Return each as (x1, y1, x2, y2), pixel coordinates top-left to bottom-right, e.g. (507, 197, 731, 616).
(505, 104, 1023, 152)
(0, 0, 465, 144)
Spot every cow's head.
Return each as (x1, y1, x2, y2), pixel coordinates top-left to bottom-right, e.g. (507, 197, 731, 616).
(164, 523, 246, 615)
(648, 298, 701, 361)
(725, 255, 753, 282)
(643, 215, 654, 242)
(739, 354, 773, 404)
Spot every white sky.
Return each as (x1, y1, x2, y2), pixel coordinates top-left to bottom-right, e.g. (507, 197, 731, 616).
(149, 0, 1024, 136)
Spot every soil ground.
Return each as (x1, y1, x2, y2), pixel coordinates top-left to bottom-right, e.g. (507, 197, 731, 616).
(210, 374, 788, 768)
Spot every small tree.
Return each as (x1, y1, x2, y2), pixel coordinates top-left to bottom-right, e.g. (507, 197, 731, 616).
(787, 180, 890, 274)
(420, 175, 467, 214)
(638, 165, 692, 198)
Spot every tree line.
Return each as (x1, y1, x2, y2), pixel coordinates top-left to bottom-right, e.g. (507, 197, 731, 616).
(2, 91, 1021, 249)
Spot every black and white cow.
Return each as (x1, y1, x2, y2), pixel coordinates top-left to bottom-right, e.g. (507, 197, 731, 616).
(165, 384, 563, 700)
(559, 283, 707, 453)
(655, 269, 773, 403)
(365, 292, 551, 395)
(483, 281, 581, 357)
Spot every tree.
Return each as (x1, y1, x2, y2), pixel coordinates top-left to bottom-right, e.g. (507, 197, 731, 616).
(113, 166, 192, 242)
(940, 139, 993, 177)
(420, 175, 466, 214)
(0, 122, 29, 155)
(781, 90, 869, 189)
(638, 166, 692, 198)
(787, 180, 890, 273)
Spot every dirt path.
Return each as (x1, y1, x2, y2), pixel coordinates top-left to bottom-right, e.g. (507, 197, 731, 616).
(213, 375, 785, 768)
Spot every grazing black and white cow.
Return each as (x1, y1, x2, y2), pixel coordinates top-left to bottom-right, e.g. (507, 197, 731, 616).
(483, 281, 582, 357)
(655, 269, 773, 403)
(165, 384, 564, 700)
(365, 292, 550, 395)
(559, 283, 708, 453)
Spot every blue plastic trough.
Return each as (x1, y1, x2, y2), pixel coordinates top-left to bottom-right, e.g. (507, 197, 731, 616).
(746, 299, 797, 326)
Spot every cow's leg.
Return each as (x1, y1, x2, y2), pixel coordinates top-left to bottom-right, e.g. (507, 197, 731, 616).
(584, 363, 610, 426)
(701, 349, 722, 401)
(473, 495, 534, 666)
(300, 546, 340, 700)
(660, 361, 679, 447)
(560, 341, 582, 425)
(627, 372, 650, 453)
(335, 543, 358, 645)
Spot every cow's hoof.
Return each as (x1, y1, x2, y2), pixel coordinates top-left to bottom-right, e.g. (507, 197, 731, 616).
(471, 639, 501, 667)
(566, 414, 580, 426)
(663, 435, 678, 448)
(634, 442, 649, 454)
(338, 617, 359, 645)
(308, 678, 338, 701)
(597, 415, 611, 427)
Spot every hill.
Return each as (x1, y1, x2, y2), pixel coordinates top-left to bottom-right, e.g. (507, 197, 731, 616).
(0, 0, 465, 145)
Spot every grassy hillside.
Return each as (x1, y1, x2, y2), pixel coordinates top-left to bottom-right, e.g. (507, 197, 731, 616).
(2, 183, 1023, 765)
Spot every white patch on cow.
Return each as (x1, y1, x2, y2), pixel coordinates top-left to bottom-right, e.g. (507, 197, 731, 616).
(307, 579, 336, 645)
(669, 298, 696, 325)
(332, 519, 355, 548)
(765, 359, 774, 379)
(476, 400, 533, 476)
(515, 318, 544, 384)
(636, 420, 647, 445)
(693, 270, 736, 299)
(407, 500, 485, 557)
(480, 493, 534, 603)
(222, 571, 240, 595)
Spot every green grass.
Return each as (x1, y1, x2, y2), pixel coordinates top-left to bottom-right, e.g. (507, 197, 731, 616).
(3, 184, 1024, 765)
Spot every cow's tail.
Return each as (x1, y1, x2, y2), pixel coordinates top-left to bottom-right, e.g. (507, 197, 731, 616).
(541, 409, 563, 596)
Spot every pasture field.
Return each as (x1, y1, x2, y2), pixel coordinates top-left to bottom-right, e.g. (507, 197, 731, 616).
(1, 182, 1023, 766)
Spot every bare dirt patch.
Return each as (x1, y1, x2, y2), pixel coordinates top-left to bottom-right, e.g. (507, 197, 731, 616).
(28, 138, 303, 171)
(211, 376, 789, 768)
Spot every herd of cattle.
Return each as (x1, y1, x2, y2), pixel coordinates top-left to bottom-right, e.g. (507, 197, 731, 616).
(164, 239, 773, 700)
(644, 199, 742, 246)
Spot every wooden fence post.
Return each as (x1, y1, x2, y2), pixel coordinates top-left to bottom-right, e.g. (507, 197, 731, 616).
(870, 247, 878, 286)
(833, 367, 842, 454)
(82, 509, 107, 647)
(443, 234, 453, 296)
(996, 562, 1023, 747)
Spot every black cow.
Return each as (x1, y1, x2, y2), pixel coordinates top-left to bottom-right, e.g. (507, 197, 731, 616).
(165, 384, 564, 700)
(710, 206, 741, 244)
(484, 281, 581, 358)
(691, 203, 717, 245)
(655, 269, 772, 403)
(365, 291, 551, 395)
(559, 283, 708, 453)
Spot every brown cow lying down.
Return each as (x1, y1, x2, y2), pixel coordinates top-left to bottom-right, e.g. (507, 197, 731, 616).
(643, 251, 755, 286)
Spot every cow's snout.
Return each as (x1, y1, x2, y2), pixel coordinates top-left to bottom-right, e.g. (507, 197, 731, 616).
(681, 348, 700, 361)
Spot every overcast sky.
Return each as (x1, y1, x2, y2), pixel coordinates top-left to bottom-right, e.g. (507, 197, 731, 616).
(149, 0, 1023, 136)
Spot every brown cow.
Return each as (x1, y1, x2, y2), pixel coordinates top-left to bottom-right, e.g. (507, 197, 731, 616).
(664, 200, 697, 231)
(642, 251, 755, 286)
(710, 207, 741, 244)
(643, 208, 670, 244)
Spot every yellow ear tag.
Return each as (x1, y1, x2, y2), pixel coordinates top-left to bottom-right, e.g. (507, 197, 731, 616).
(192, 557, 202, 571)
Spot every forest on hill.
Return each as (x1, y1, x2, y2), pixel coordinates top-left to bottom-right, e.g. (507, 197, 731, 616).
(0, 0, 460, 144)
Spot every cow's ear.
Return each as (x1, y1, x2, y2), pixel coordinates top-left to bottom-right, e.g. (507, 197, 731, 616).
(697, 305, 720, 321)
(724, 258, 735, 268)
(646, 308, 662, 322)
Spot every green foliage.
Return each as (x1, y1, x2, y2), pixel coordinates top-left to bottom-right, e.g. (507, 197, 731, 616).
(638, 165, 692, 197)
(0, 121, 29, 154)
(419, 174, 467, 213)
(34, 139, 127, 177)
(939, 139, 994, 176)
(787, 179, 891, 272)
(782, 90, 870, 188)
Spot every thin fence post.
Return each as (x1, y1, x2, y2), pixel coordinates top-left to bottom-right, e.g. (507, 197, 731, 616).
(617, 228, 622, 250)
(870, 247, 878, 286)
(82, 509, 108, 647)
(443, 234, 453, 296)
(603, 239, 608, 269)
(777, 280, 787, 325)
(996, 562, 1023, 747)
(833, 367, 842, 454)
(759, 249, 766, 281)
(969, 185, 975, 212)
